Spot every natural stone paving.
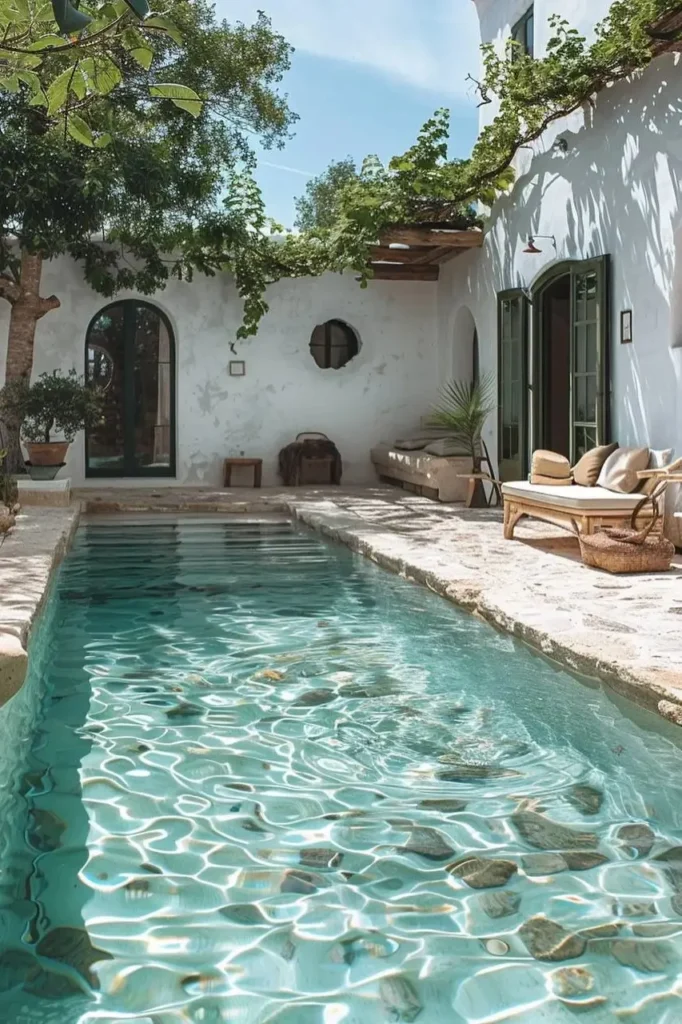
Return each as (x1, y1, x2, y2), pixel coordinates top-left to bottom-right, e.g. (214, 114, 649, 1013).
(75, 484, 682, 718)
(0, 506, 78, 703)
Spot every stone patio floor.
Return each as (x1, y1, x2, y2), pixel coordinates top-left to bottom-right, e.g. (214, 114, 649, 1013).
(1, 485, 681, 718)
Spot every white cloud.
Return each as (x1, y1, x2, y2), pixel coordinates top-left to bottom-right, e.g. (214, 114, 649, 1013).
(216, 0, 481, 97)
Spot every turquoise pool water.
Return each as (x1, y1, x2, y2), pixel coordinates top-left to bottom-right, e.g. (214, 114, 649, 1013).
(1, 517, 682, 1023)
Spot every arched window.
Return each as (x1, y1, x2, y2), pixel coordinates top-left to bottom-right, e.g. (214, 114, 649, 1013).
(85, 300, 175, 477)
(309, 319, 359, 370)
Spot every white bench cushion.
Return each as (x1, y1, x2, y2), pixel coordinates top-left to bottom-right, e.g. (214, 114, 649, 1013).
(502, 480, 644, 511)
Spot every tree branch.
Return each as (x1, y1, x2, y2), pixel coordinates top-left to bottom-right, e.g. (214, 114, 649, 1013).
(37, 295, 61, 318)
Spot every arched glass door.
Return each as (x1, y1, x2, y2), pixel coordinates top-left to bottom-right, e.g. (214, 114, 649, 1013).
(85, 300, 175, 477)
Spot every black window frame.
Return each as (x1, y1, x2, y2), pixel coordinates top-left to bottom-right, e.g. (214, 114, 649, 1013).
(309, 319, 359, 370)
(511, 5, 534, 59)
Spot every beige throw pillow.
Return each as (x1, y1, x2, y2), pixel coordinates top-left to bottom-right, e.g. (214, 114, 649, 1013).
(597, 446, 650, 493)
(571, 442, 618, 487)
(530, 473, 573, 487)
(394, 438, 429, 451)
(531, 449, 571, 479)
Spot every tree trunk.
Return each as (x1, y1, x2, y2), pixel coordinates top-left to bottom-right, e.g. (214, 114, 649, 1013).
(0, 252, 60, 474)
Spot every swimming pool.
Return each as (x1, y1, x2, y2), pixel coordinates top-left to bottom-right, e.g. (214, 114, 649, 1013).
(1, 516, 682, 1023)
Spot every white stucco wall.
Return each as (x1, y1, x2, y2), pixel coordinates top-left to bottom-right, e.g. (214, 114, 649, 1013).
(0, 260, 439, 488)
(441, 6, 682, 470)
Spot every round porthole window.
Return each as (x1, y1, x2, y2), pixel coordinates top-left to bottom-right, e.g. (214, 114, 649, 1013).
(309, 319, 360, 370)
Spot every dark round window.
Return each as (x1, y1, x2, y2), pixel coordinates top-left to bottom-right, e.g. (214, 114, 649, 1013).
(309, 319, 359, 370)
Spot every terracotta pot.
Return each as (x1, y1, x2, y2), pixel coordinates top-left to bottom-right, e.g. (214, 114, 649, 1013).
(25, 441, 69, 467)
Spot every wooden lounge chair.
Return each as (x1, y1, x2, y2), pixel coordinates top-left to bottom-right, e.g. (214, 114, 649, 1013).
(502, 462, 682, 541)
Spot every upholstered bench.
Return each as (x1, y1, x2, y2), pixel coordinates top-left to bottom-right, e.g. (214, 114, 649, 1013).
(501, 481, 656, 539)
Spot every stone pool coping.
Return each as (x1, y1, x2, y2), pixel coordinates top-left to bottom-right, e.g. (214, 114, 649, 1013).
(0, 506, 79, 704)
(2, 486, 681, 722)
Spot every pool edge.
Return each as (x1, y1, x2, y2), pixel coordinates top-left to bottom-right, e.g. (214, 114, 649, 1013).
(285, 500, 682, 726)
(0, 504, 81, 706)
(8, 496, 682, 729)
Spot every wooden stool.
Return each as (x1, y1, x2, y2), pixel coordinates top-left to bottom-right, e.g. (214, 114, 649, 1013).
(223, 457, 262, 488)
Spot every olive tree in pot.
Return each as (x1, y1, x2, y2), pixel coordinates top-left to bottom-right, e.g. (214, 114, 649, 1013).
(0, 371, 102, 479)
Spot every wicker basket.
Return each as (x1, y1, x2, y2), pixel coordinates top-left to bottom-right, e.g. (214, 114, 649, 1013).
(576, 485, 675, 574)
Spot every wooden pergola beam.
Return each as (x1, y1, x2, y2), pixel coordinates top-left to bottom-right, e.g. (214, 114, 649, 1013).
(370, 245, 435, 264)
(412, 245, 460, 265)
(379, 228, 484, 249)
(368, 263, 440, 282)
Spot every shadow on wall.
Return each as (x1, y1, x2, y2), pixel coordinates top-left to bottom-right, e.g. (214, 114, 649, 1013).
(480, 53, 682, 458)
(451, 305, 478, 383)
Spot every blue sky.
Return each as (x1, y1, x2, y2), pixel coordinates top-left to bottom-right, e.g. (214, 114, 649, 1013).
(215, 1, 482, 227)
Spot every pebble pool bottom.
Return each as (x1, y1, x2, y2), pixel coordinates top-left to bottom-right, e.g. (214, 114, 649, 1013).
(1, 517, 682, 1024)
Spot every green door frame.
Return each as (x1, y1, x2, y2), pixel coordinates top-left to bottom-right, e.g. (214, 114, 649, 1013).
(530, 256, 611, 464)
(85, 299, 177, 478)
(497, 289, 529, 482)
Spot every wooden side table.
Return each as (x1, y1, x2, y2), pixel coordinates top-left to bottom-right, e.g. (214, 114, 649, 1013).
(223, 457, 262, 488)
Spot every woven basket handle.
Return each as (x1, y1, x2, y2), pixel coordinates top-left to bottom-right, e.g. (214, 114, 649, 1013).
(296, 432, 330, 442)
(628, 480, 668, 539)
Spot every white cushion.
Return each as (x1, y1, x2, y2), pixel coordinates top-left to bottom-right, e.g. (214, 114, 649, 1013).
(649, 448, 674, 469)
(502, 480, 646, 511)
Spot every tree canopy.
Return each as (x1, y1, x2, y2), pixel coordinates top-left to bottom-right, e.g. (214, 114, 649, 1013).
(0, 0, 298, 336)
(294, 158, 359, 231)
(1, 0, 681, 363)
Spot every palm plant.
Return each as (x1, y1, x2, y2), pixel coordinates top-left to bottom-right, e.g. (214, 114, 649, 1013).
(429, 373, 497, 471)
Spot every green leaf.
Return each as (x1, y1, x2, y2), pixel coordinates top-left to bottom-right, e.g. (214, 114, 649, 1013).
(0, 74, 20, 93)
(150, 82, 202, 117)
(16, 69, 41, 91)
(28, 34, 66, 49)
(67, 114, 94, 147)
(143, 14, 183, 45)
(2, 0, 29, 23)
(33, 1, 56, 21)
(70, 66, 86, 100)
(81, 56, 122, 95)
(27, 86, 47, 106)
(46, 67, 71, 113)
(94, 132, 113, 148)
(120, 26, 154, 66)
(129, 46, 153, 69)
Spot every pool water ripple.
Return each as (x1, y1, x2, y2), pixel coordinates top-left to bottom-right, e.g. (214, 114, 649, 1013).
(1, 519, 682, 1022)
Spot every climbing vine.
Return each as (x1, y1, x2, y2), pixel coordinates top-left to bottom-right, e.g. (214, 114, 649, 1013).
(0, 0, 680, 344)
(291, 0, 682, 289)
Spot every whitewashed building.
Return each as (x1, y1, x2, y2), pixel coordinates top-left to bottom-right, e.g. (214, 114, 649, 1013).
(441, 0, 682, 489)
(2, 0, 681, 526)
(0, 261, 439, 489)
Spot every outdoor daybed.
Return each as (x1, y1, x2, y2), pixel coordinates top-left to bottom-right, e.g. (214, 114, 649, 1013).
(502, 481, 657, 539)
(502, 445, 681, 540)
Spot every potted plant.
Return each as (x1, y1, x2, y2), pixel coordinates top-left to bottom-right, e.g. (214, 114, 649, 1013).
(428, 373, 497, 506)
(0, 371, 103, 480)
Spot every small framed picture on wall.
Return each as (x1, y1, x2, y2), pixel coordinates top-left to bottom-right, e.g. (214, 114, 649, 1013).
(620, 309, 632, 344)
(229, 360, 246, 376)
